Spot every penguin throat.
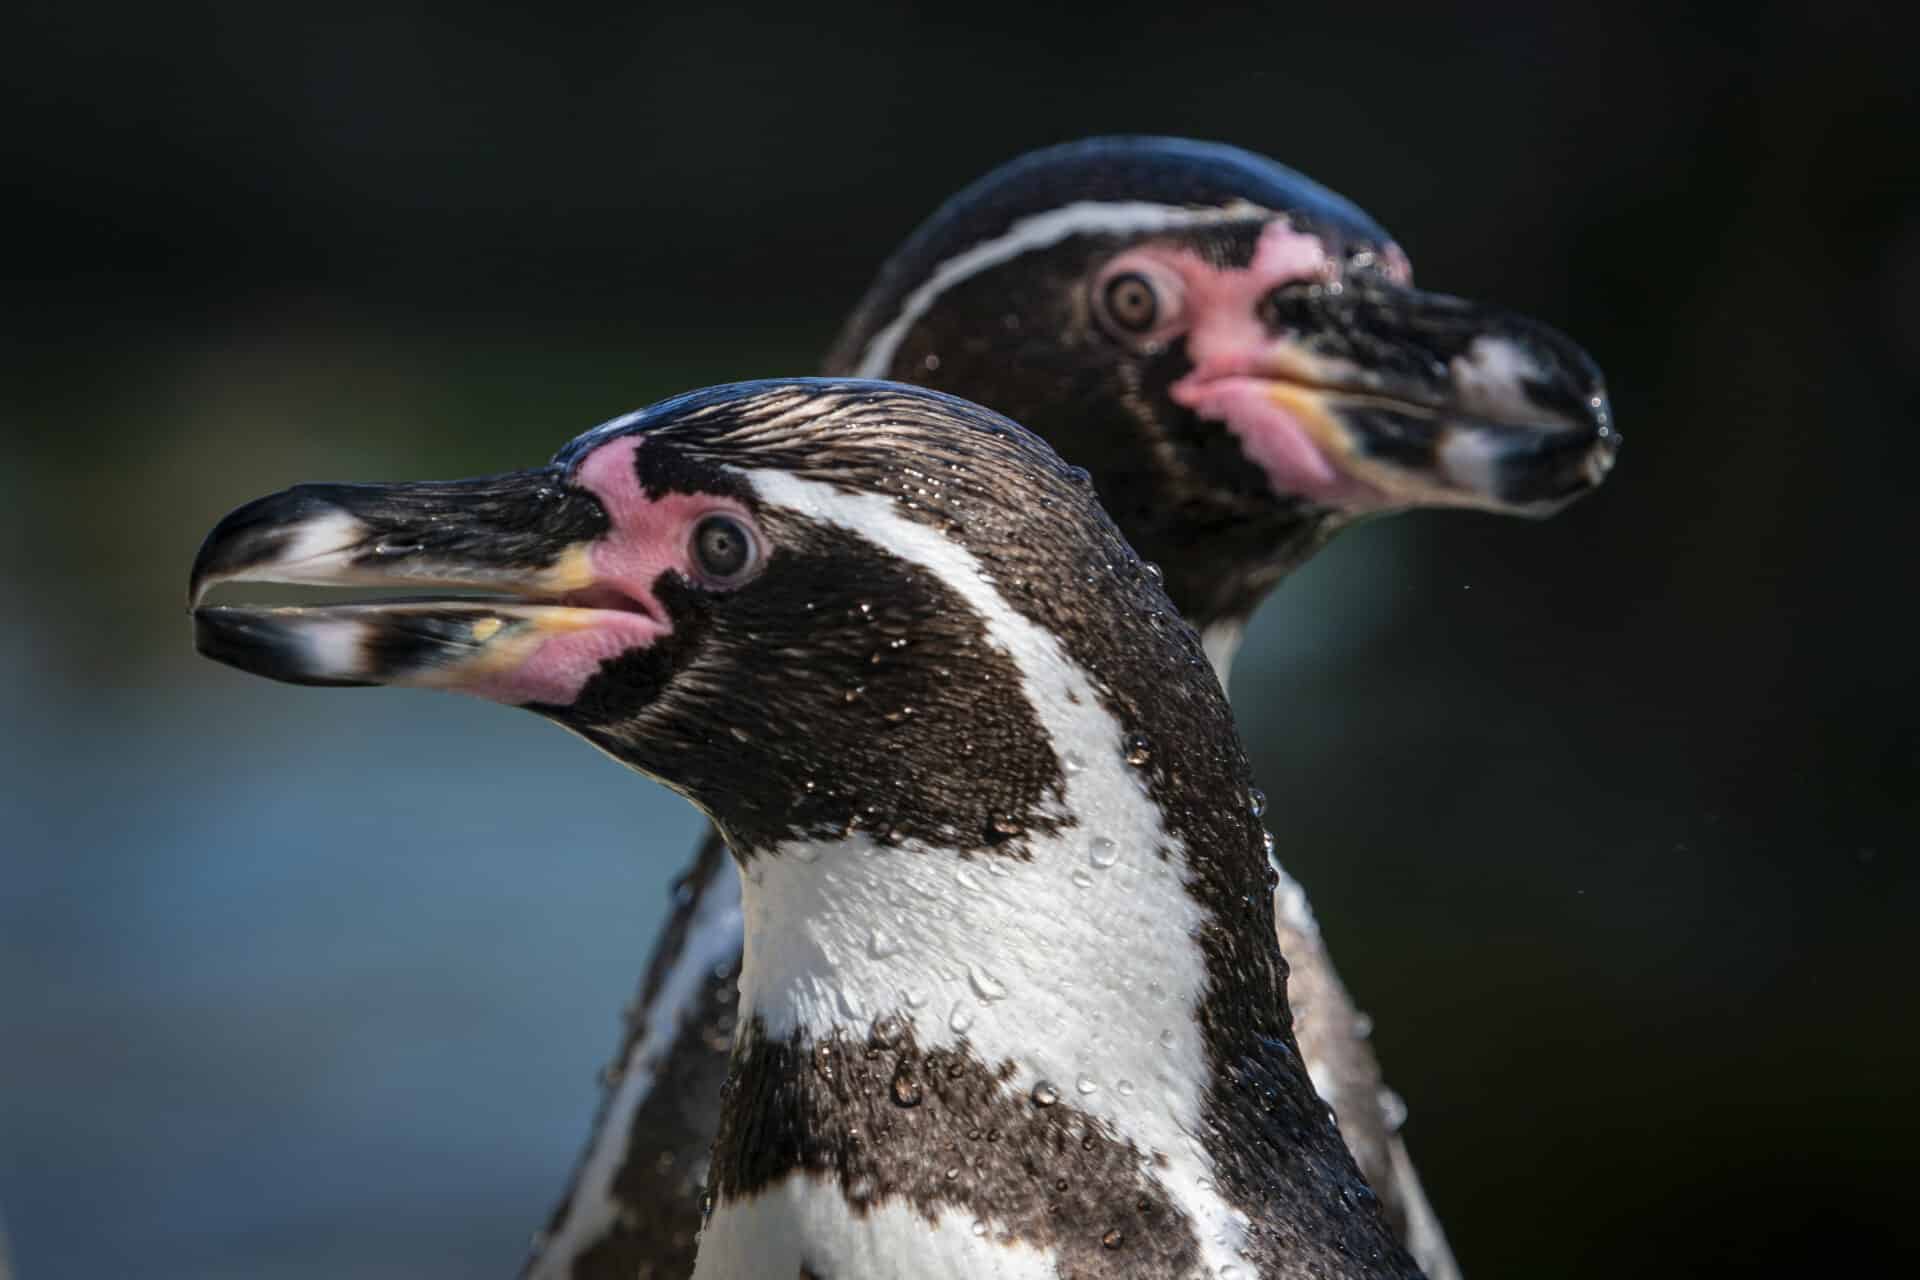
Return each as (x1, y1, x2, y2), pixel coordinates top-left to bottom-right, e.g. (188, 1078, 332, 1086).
(734, 832, 1207, 1086)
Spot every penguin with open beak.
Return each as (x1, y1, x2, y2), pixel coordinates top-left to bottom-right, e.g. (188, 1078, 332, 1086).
(192, 380, 1431, 1279)
(527, 136, 1613, 1280)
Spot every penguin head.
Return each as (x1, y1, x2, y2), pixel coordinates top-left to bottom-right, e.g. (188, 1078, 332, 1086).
(834, 136, 1617, 627)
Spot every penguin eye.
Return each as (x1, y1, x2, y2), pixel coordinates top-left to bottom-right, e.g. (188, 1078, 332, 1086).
(690, 513, 759, 585)
(1092, 258, 1186, 349)
(1103, 272, 1159, 332)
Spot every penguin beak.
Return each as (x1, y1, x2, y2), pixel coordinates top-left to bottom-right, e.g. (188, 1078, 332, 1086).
(188, 471, 667, 703)
(1173, 278, 1618, 515)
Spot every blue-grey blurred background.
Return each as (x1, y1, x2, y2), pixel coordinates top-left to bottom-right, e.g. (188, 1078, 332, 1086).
(3, 3, 1914, 1277)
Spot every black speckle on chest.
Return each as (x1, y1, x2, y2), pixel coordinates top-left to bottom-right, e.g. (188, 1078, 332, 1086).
(710, 1019, 1201, 1278)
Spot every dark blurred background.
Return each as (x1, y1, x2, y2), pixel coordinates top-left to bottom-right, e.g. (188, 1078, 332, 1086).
(3, 2, 1914, 1276)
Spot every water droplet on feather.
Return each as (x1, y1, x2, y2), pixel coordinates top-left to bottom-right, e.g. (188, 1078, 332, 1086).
(890, 1065, 923, 1108)
(967, 964, 1008, 1002)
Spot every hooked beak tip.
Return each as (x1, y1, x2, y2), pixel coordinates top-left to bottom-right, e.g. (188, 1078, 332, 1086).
(1213, 290, 1618, 515)
(188, 487, 370, 608)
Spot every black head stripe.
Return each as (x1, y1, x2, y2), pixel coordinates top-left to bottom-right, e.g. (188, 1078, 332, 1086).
(546, 511, 1069, 859)
(540, 380, 1318, 856)
(629, 435, 757, 503)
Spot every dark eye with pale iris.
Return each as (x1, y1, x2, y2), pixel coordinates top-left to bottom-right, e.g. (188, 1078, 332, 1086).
(1102, 271, 1159, 333)
(691, 513, 756, 584)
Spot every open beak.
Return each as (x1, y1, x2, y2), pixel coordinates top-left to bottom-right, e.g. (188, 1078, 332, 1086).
(1177, 277, 1618, 515)
(188, 471, 663, 703)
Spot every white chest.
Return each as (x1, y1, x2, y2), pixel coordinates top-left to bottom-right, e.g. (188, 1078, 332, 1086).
(692, 1177, 1061, 1280)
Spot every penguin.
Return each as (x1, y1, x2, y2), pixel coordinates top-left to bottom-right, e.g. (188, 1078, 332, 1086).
(190, 378, 1437, 1278)
(533, 137, 1613, 1280)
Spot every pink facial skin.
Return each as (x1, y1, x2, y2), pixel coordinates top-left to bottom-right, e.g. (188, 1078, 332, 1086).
(1111, 219, 1412, 509)
(1173, 375, 1384, 508)
(464, 435, 760, 708)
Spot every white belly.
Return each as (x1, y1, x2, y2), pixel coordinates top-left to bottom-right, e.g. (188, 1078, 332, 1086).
(691, 1174, 1061, 1280)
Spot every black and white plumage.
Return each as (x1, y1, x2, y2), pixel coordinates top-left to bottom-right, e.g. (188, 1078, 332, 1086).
(533, 138, 1614, 1279)
(190, 380, 1429, 1278)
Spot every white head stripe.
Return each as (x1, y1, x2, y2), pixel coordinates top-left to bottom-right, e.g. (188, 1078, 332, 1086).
(854, 199, 1270, 379)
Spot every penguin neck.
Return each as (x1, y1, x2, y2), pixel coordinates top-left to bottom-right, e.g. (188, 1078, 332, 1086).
(706, 644, 1265, 1277)
(1185, 556, 1275, 692)
(731, 822, 1211, 1109)
(1201, 617, 1244, 687)
(723, 587, 1241, 1112)
(1141, 497, 1338, 668)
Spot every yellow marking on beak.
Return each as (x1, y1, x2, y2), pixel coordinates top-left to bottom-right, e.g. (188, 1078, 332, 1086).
(1266, 379, 1509, 512)
(411, 624, 543, 687)
(1265, 379, 1460, 510)
(410, 606, 604, 688)
(539, 543, 599, 594)
(1258, 342, 1344, 388)
(518, 607, 606, 634)
(1266, 381, 1361, 462)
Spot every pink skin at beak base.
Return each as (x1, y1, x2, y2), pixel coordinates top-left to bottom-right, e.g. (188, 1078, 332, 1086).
(1170, 375, 1389, 509)
(460, 436, 751, 708)
(1135, 219, 1409, 510)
